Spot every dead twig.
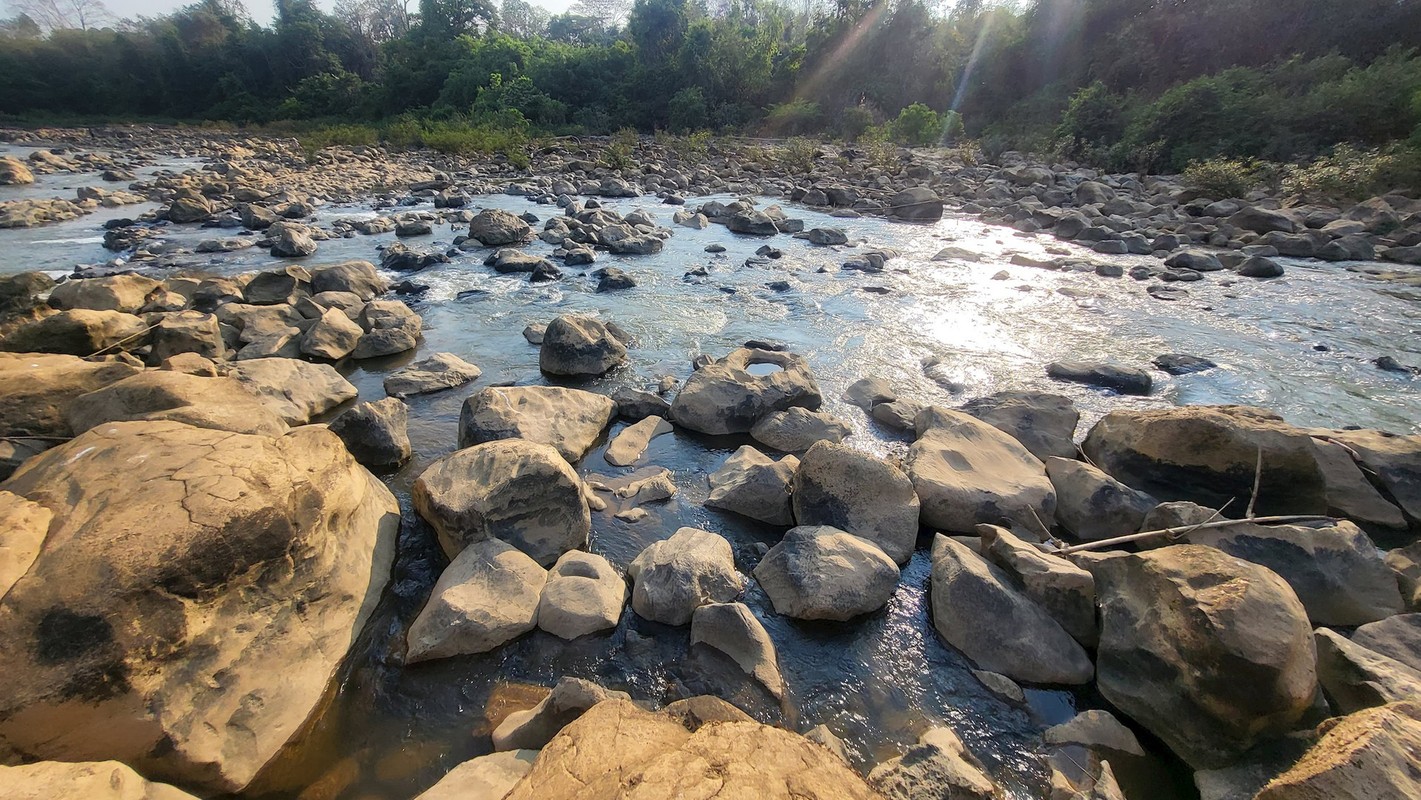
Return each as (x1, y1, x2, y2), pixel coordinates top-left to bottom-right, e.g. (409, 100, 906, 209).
(1050, 513, 1333, 556)
(1246, 445, 1263, 519)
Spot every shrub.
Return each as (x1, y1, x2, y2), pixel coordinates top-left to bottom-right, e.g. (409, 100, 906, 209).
(779, 136, 819, 173)
(891, 102, 945, 147)
(764, 99, 822, 136)
(603, 127, 638, 169)
(1281, 144, 1421, 201)
(838, 105, 875, 142)
(1182, 157, 1270, 198)
(1055, 81, 1126, 157)
(942, 110, 966, 143)
(298, 124, 378, 157)
(668, 87, 708, 134)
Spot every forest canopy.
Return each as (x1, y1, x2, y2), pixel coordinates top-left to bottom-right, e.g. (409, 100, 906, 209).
(3, 0, 1421, 173)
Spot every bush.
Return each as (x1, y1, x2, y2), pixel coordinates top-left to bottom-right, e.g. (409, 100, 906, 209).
(838, 105, 875, 142)
(298, 124, 378, 157)
(942, 110, 965, 143)
(779, 136, 819, 173)
(891, 102, 945, 147)
(668, 87, 708, 133)
(764, 99, 822, 136)
(1182, 157, 1271, 198)
(603, 127, 638, 169)
(1055, 82, 1126, 157)
(1281, 143, 1421, 201)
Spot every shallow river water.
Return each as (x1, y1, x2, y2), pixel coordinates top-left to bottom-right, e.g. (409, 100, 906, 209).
(3, 145, 1420, 799)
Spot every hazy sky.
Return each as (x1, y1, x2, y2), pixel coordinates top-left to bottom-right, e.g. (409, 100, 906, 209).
(1, 0, 579, 25)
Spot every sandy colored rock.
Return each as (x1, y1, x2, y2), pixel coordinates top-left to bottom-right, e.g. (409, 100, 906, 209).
(0, 760, 201, 800)
(406, 538, 546, 662)
(750, 407, 852, 452)
(539, 315, 628, 377)
(48, 274, 162, 314)
(791, 440, 921, 564)
(384, 352, 481, 398)
(65, 370, 287, 437)
(690, 601, 785, 699)
(754, 525, 900, 621)
(414, 751, 537, 800)
(671, 347, 823, 435)
(0, 490, 50, 600)
(460, 385, 617, 462)
(493, 677, 629, 751)
(225, 357, 358, 425)
(868, 725, 996, 800)
(1313, 627, 1421, 714)
(0, 352, 141, 437)
(537, 550, 626, 639)
(605, 415, 672, 466)
(1255, 702, 1421, 800)
(1046, 456, 1155, 541)
(705, 445, 798, 526)
(979, 524, 1097, 646)
(628, 527, 744, 625)
(959, 390, 1079, 461)
(2, 309, 149, 356)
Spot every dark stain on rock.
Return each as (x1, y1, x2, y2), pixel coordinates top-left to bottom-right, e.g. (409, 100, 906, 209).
(34, 607, 114, 664)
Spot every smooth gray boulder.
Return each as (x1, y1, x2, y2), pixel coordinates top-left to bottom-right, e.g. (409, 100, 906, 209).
(224, 358, 357, 425)
(790, 440, 921, 564)
(1313, 627, 1421, 714)
(980, 524, 1097, 646)
(406, 538, 546, 662)
(754, 525, 900, 621)
(459, 385, 616, 462)
(627, 528, 744, 625)
(705, 446, 798, 526)
(539, 315, 629, 377)
(383, 352, 482, 398)
(1352, 614, 1421, 674)
(690, 601, 785, 699)
(536, 551, 627, 640)
(750, 407, 852, 452)
(1046, 456, 1156, 541)
(327, 397, 411, 469)
(671, 348, 823, 435)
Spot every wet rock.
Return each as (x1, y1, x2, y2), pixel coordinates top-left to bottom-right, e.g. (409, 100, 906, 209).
(750, 407, 852, 452)
(1044, 710, 1145, 756)
(0, 271, 53, 314)
(0, 421, 398, 793)
(1254, 702, 1421, 800)
(413, 438, 589, 565)
(311, 260, 389, 300)
(406, 538, 546, 663)
(872, 399, 922, 431)
(225, 357, 357, 425)
(396, 218, 432, 237)
(1153, 353, 1217, 374)
(868, 725, 996, 800)
(887, 187, 944, 222)
(671, 347, 823, 435)
(604, 415, 672, 466)
(1238, 255, 1285, 278)
(0, 352, 141, 437)
(328, 397, 411, 469)
(49, 274, 161, 313)
(959, 390, 1079, 462)
(1084, 545, 1317, 769)
(727, 210, 779, 236)
(593, 266, 636, 292)
(1046, 360, 1152, 395)
(1164, 250, 1224, 271)
(706, 445, 798, 526)
(269, 223, 317, 257)
(521, 323, 545, 344)
(690, 601, 786, 699)
(537, 551, 626, 640)
(628, 527, 743, 626)
(1082, 405, 1329, 516)
(614, 466, 678, 506)
(65, 370, 287, 437)
(844, 376, 896, 410)
(980, 524, 1097, 646)
(502, 698, 879, 800)
(353, 299, 422, 359)
(383, 352, 481, 398)
(413, 750, 537, 800)
(459, 385, 616, 462)
(754, 525, 900, 621)
(469, 209, 534, 246)
(300, 307, 363, 360)
(908, 407, 1056, 539)
(806, 227, 848, 245)
(3, 309, 149, 355)
(0, 760, 202, 800)
(1323, 429, 1421, 528)
(539, 315, 628, 377)
(1352, 614, 1421, 674)
(611, 385, 671, 420)
(929, 535, 1093, 684)
(1046, 456, 1156, 541)
(790, 440, 920, 564)
(493, 678, 630, 752)
(663, 696, 753, 728)
(1313, 628, 1421, 714)
(381, 241, 449, 272)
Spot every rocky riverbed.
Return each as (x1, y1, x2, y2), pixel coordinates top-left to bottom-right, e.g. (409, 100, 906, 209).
(0, 126, 1419, 800)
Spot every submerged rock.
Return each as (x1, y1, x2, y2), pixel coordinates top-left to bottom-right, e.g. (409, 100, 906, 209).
(493, 678, 630, 752)
(1046, 360, 1153, 395)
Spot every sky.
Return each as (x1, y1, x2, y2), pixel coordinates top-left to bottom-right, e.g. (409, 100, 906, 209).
(1, 0, 579, 25)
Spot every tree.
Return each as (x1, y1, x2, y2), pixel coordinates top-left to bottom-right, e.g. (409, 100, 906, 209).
(418, 0, 494, 36)
(335, 0, 414, 45)
(8, 0, 110, 31)
(0, 13, 43, 37)
(498, 0, 548, 38)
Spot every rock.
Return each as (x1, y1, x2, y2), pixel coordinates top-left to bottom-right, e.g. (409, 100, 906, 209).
(844, 376, 896, 410)
(611, 385, 671, 420)
(469, 209, 534, 246)
(614, 467, 678, 506)
(1044, 710, 1145, 756)
(414, 751, 537, 800)
(1046, 456, 1156, 541)
(0, 352, 141, 437)
(1046, 361, 1153, 395)
(539, 315, 629, 377)
(750, 407, 852, 452)
(225, 358, 358, 425)
(300, 307, 363, 360)
(959, 390, 1079, 462)
(167, 194, 212, 223)
(868, 725, 996, 800)
(661, 696, 754, 728)
(269, 224, 317, 257)
(493, 678, 630, 752)
(980, 524, 1097, 646)
(908, 407, 1056, 539)
(1164, 250, 1224, 271)
(804, 724, 852, 763)
(806, 227, 848, 245)
(1238, 256, 1285, 278)
(3, 309, 149, 355)
(243, 265, 311, 305)
(1313, 628, 1421, 714)
(0, 156, 35, 185)
(1254, 702, 1421, 800)
(670, 348, 823, 435)
(159, 352, 217, 377)
(1388, 542, 1421, 610)
(690, 601, 785, 699)
(627, 528, 743, 625)
(65, 370, 287, 437)
(1352, 614, 1421, 674)
(754, 525, 900, 621)
(502, 698, 879, 800)
(0, 490, 49, 597)
(0, 760, 201, 800)
(328, 397, 411, 469)
(384, 352, 482, 398)
(536, 551, 626, 640)
(1081, 406, 1329, 516)
(593, 266, 635, 292)
(1085, 545, 1317, 769)
(149, 311, 225, 363)
(1154, 353, 1217, 374)
(459, 386, 617, 462)
(0, 271, 53, 314)
(705, 446, 798, 526)
(406, 538, 546, 662)
(310, 260, 389, 300)
(352, 299, 421, 359)
(604, 415, 672, 466)
(413, 439, 589, 566)
(49, 274, 161, 313)
(887, 187, 944, 222)
(727, 210, 779, 236)
(929, 535, 1093, 684)
(1324, 429, 1421, 527)
(1229, 207, 1296, 234)
(789, 440, 921, 564)
(0, 421, 398, 793)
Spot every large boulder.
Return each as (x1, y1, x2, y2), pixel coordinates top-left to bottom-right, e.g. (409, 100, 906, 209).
(1254, 702, 1421, 800)
(1311, 438, 1408, 532)
(1186, 519, 1403, 626)
(1313, 628, 1421, 714)
(627, 527, 744, 626)
(48, 275, 162, 314)
(1046, 457, 1156, 541)
(414, 751, 537, 800)
(310, 260, 389, 300)
(789, 440, 921, 564)
(539, 315, 628, 377)
(750, 407, 852, 452)
(459, 386, 616, 462)
(327, 397, 411, 469)
(502, 698, 880, 800)
(406, 538, 546, 662)
(887, 187, 944, 222)
(1325, 429, 1421, 528)
(670, 348, 823, 435)
(959, 390, 1079, 462)
(753, 525, 900, 621)
(224, 358, 357, 425)
(1082, 406, 1328, 516)
(243, 265, 311, 306)
(690, 601, 785, 699)
(1229, 206, 1296, 234)
(352, 299, 421, 359)
(413, 439, 589, 566)
(2, 309, 149, 355)
(300, 308, 363, 360)
(705, 446, 797, 526)
(469, 209, 534, 246)
(1084, 545, 1318, 769)
(1352, 614, 1421, 674)
(149, 311, 225, 363)
(868, 725, 997, 800)
(0, 156, 35, 185)
(0, 421, 399, 793)
(0, 352, 141, 437)
(929, 536, 1093, 684)
(65, 371, 287, 437)
(537, 551, 627, 640)
(980, 524, 1097, 646)
(493, 678, 630, 752)
(384, 352, 482, 398)
(907, 407, 1056, 538)
(0, 760, 201, 800)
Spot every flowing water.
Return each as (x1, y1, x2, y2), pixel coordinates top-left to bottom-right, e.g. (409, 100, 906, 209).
(3, 145, 1420, 799)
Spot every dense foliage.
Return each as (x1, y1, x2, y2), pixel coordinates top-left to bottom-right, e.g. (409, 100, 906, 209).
(3, 0, 1421, 180)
